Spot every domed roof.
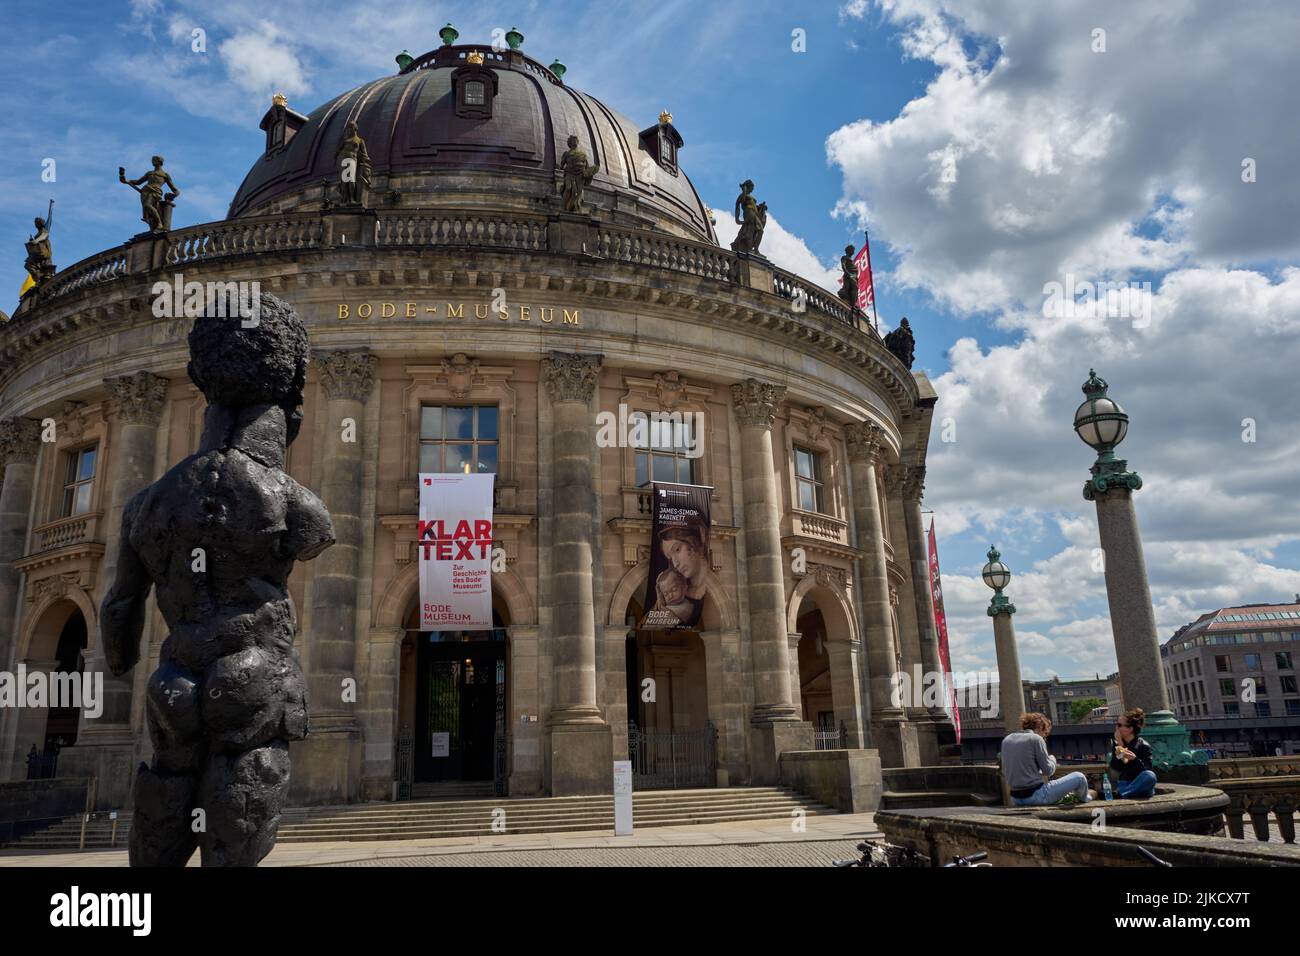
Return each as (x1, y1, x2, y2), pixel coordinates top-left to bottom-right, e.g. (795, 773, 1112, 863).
(228, 43, 717, 243)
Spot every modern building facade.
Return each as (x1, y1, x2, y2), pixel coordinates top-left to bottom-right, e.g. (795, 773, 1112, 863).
(0, 35, 949, 808)
(1162, 600, 1300, 721)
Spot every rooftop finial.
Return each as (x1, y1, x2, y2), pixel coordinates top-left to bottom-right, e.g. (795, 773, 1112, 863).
(440, 23, 459, 46)
(271, 91, 287, 108)
(659, 110, 673, 125)
(466, 50, 484, 65)
(505, 27, 524, 50)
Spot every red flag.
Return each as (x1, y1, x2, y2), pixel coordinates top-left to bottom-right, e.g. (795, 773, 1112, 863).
(927, 518, 961, 743)
(853, 232, 876, 314)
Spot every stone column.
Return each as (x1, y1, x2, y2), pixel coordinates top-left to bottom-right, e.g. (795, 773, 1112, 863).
(0, 418, 41, 674)
(902, 465, 951, 763)
(542, 352, 610, 796)
(989, 598, 1024, 733)
(1093, 489, 1172, 715)
(91, 373, 169, 727)
(731, 379, 811, 784)
(297, 350, 375, 804)
(845, 422, 917, 767)
(359, 625, 403, 801)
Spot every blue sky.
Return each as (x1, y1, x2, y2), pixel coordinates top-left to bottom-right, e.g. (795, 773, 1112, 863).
(5, 1, 1299, 683)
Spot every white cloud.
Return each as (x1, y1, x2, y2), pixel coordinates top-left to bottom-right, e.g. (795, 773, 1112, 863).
(710, 206, 842, 295)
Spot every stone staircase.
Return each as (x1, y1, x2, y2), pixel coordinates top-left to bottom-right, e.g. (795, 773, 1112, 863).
(5, 787, 838, 850)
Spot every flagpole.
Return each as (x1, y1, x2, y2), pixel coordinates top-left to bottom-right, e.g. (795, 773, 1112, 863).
(864, 228, 879, 333)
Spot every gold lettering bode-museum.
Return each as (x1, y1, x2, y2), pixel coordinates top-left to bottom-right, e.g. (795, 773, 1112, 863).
(0, 36, 947, 811)
(336, 302, 581, 324)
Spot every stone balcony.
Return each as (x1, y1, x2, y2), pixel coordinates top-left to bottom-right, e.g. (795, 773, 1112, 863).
(31, 512, 101, 553)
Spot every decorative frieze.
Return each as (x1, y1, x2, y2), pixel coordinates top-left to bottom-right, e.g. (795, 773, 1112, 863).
(106, 371, 169, 425)
(542, 351, 601, 403)
(61, 401, 88, 442)
(730, 378, 786, 429)
(314, 349, 378, 402)
(811, 563, 849, 592)
(804, 406, 828, 444)
(844, 421, 887, 464)
(883, 463, 909, 496)
(903, 464, 926, 502)
(653, 370, 687, 410)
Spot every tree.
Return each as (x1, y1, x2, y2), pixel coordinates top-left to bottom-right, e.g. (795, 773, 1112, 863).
(1069, 697, 1107, 723)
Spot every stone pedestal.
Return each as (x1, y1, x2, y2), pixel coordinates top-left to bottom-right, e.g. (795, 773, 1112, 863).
(542, 353, 610, 795)
(735, 253, 774, 294)
(547, 213, 599, 256)
(869, 718, 920, 769)
(749, 718, 813, 786)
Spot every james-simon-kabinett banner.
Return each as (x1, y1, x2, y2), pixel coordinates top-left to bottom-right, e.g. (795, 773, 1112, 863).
(418, 473, 494, 630)
(640, 482, 713, 630)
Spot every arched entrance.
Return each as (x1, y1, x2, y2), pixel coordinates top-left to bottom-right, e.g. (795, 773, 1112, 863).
(795, 601, 835, 733)
(12, 598, 88, 779)
(397, 596, 510, 796)
(622, 591, 715, 789)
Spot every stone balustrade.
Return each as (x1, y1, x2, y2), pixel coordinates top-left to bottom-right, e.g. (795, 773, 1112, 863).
(595, 226, 739, 284)
(1216, 776, 1299, 843)
(376, 213, 547, 250)
(791, 509, 849, 546)
(165, 214, 326, 265)
(32, 512, 99, 552)
(40, 249, 129, 301)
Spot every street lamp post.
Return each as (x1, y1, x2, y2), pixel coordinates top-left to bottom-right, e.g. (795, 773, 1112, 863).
(982, 546, 1024, 732)
(1073, 370, 1205, 771)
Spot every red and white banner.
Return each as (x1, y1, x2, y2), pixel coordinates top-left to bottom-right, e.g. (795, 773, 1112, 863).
(853, 233, 876, 314)
(927, 518, 961, 743)
(418, 473, 494, 630)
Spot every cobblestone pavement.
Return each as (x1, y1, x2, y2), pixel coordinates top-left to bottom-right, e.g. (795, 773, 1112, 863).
(332, 840, 865, 867)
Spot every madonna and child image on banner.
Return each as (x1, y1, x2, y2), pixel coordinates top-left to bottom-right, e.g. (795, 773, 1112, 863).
(640, 482, 712, 630)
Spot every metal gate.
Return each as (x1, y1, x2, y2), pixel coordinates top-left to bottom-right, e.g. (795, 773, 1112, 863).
(628, 721, 717, 790)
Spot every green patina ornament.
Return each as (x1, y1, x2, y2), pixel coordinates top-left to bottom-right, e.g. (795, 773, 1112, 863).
(506, 27, 524, 50)
(439, 23, 459, 46)
(549, 59, 567, 79)
(395, 50, 413, 71)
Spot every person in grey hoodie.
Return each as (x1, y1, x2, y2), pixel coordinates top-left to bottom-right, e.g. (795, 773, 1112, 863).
(1001, 712, 1092, 806)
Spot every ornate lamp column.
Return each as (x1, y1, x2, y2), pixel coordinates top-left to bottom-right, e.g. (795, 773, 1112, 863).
(0, 418, 42, 673)
(844, 421, 917, 767)
(542, 352, 610, 796)
(1073, 370, 1204, 770)
(302, 349, 376, 802)
(981, 546, 1023, 732)
(731, 379, 810, 783)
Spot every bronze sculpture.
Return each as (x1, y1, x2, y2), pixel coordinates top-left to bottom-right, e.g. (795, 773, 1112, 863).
(559, 134, 599, 212)
(119, 156, 180, 233)
(730, 180, 767, 255)
(101, 292, 335, 866)
(884, 317, 915, 369)
(23, 200, 56, 294)
(838, 244, 858, 305)
(335, 120, 372, 206)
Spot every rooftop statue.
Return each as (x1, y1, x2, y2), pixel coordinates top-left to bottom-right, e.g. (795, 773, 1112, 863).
(559, 134, 599, 212)
(23, 200, 56, 295)
(730, 179, 767, 255)
(884, 317, 915, 370)
(335, 120, 372, 207)
(838, 243, 858, 305)
(119, 156, 180, 233)
(101, 293, 336, 866)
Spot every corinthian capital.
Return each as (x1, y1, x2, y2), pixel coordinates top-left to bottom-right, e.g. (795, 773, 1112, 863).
(844, 421, 887, 464)
(542, 351, 602, 403)
(314, 350, 378, 401)
(883, 463, 908, 496)
(903, 464, 926, 502)
(106, 372, 169, 426)
(730, 378, 786, 429)
(0, 417, 42, 468)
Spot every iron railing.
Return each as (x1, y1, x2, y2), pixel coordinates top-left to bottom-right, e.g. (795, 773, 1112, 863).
(628, 721, 717, 790)
(815, 723, 849, 751)
(395, 730, 413, 801)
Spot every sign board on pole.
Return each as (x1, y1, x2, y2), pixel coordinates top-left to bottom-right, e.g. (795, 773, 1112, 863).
(430, 732, 450, 758)
(613, 760, 633, 835)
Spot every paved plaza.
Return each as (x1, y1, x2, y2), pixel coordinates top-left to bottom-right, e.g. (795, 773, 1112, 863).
(0, 812, 881, 868)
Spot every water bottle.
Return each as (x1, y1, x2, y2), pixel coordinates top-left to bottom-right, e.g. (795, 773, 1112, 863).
(1101, 772, 1113, 801)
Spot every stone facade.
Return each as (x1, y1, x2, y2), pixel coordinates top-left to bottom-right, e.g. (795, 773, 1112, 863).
(0, 47, 948, 809)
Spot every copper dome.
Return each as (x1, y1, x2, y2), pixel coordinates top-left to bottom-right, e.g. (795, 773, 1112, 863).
(228, 43, 717, 243)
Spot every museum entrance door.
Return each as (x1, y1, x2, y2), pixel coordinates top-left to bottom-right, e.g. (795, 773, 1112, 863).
(413, 626, 508, 784)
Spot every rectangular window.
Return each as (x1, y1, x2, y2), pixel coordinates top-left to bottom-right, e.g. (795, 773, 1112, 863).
(632, 412, 698, 487)
(1256, 701, 1271, 717)
(464, 80, 486, 106)
(61, 446, 97, 517)
(1255, 677, 1267, 695)
(1277, 652, 1294, 671)
(419, 405, 498, 475)
(793, 445, 826, 514)
(1215, 655, 1231, 673)
(1281, 676, 1298, 695)
(1194, 657, 1202, 676)
(1286, 700, 1300, 716)
(1219, 678, 1236, 697)
(1223, 701, 1240, 715)
(1244, 652, 1261, 671)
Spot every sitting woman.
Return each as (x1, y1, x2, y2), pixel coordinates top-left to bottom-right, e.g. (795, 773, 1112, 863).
(1108, 707, 1157, 799)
